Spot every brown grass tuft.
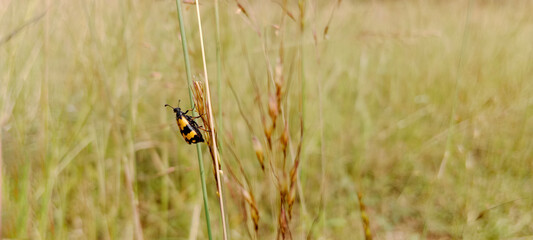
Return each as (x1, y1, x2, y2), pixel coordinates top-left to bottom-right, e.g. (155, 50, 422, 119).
(225, 1, 308, 238)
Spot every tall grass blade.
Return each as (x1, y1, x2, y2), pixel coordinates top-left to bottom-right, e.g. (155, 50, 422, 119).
(173, 0, 213, 239)
(215, 0, 223, 152)
(194, 1, 229, 239)
(438, 0, 472, 179)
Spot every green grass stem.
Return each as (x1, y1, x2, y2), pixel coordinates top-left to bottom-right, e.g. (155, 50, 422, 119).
(215, 0, 223, 152)
(173, 1, 213, 239)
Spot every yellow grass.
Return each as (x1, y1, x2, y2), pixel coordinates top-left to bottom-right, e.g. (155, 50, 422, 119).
(1, 0, 533, 239)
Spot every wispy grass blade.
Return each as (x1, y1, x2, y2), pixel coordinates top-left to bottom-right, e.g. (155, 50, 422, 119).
(215, 0, 223, 152)
(123, 157, 145, 240)
(194, 1, 229, 239)
(437, 0, 472, 179)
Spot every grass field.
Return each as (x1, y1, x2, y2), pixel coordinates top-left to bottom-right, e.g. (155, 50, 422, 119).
(2, 0, 533, 239)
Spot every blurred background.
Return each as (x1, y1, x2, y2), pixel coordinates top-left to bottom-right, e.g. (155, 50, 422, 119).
(1, 0, 533, 239)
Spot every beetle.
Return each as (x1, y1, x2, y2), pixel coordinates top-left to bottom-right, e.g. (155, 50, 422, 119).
(165, 102, 204, 144)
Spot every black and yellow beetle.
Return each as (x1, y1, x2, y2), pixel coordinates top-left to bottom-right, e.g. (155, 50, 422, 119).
(165, 103, 204, 144)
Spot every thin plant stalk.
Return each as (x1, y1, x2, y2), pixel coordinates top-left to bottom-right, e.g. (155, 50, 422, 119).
(214, 0, 223, 151)
(298, 0, 309, 223)
(123, 157, 145, 240)
(438, 0, 472, 178)
(38, 1, 52, 235)
(357, 191, 373, 240)
(173, 0, 213, 239)
(0, 102, 10, 238)
(194, 1, 228, 239)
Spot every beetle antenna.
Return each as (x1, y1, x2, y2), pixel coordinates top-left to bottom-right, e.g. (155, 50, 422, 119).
(164, 104, 174, 109)
(178, 99, 181, 108)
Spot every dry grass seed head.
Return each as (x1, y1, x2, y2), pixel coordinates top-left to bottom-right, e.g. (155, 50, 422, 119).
(287, 120, 304, 219)
(192, 81, 208, 127)
(264, 123, 273, 149)
(192, 81, 221, 190)
(281, 121, 289, 157)
(242, 189, 259, 232)
(358, 191, 373, 240)
(277, 198, 291, 240)
(251, 136, 265, 171)
(224, 142, 260, 234)
(275, 58, 284, 88)
(269, 93, 279, 121)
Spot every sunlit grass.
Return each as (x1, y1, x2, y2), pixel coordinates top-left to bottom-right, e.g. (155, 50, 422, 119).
(1, 0, 533, 239)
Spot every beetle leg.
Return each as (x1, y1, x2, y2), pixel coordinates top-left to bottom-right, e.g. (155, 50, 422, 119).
(197, 125, 209, 132)
(184, 105, 197, 114)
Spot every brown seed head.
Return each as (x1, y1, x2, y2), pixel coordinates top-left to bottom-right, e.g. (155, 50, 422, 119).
(242, 188, 260, 232)
(275, 60, 283, 89)
(268, 93, 278, 120)
(251, 205, 259, 231)
(288, 190, 295, 219)
(278, 205, 288, 238)
(281, 122, 289, 153)
(264, 125, 273, 149)
(252, 136, 265, 171)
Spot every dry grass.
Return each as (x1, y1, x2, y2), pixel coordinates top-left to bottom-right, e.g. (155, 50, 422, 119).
(2, 0, 533, 239)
